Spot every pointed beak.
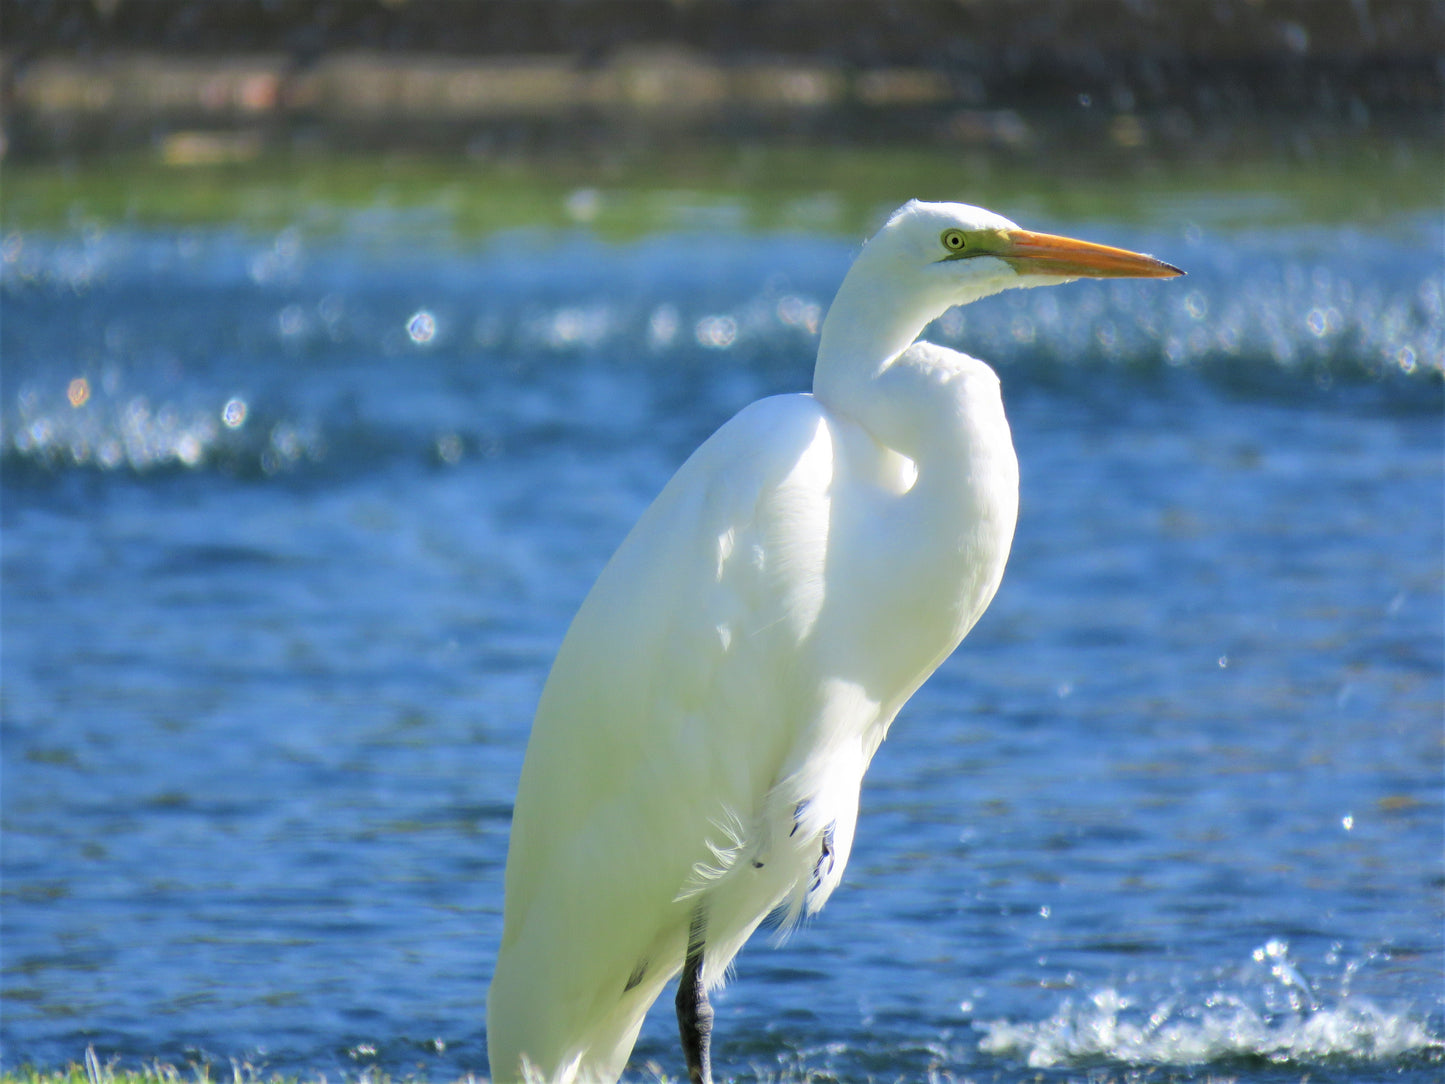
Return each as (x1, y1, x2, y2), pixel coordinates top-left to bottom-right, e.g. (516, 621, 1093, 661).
(997, 230, 1184, 279)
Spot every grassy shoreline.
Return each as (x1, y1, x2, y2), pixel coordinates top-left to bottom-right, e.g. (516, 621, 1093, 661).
(4, 132, 1440, 240)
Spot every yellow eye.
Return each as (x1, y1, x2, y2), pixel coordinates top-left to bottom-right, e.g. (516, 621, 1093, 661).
(941, 228, 969, 253)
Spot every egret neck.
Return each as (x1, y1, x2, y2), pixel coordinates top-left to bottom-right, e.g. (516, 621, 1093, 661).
(813, 245, 1015, 428)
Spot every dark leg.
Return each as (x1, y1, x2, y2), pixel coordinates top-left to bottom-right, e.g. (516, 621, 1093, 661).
(676, 908, 714, 1084)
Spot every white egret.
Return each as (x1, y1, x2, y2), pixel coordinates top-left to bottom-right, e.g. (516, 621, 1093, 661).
(487, 200, 1181, 1083)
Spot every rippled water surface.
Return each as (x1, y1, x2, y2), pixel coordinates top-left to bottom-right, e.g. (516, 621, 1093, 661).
(2, 180, 1442, 1083)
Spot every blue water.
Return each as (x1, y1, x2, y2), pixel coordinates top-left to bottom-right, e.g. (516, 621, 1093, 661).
(2, 202, 1442, 1083)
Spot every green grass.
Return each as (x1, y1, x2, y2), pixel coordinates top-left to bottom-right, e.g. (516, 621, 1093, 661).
(0, 1050, 859, 1084)
(1, 1052, 280, 1084)
(0, 1051, 485, 1084)
(0, 1050, 322, 1084)
(12, 1056, 702, 1084)
(0, 1054, 708, 1084)
(3, 131, 1440, 240)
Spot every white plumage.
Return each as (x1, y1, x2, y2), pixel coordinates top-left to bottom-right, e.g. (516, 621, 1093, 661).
(488, 200, 1180, 1083)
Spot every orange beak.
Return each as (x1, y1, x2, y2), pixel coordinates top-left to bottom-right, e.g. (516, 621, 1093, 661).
(997, 229, 1184, 279)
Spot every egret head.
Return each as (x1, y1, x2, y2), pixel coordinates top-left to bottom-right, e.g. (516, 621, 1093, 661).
(816, 199, 1183, 392)
(869, 199, 1183, 310)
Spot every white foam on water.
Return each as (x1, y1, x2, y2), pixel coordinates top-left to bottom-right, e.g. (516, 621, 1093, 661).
(979, 987, 1441, 1069)
(976, 942, 1443, 1070)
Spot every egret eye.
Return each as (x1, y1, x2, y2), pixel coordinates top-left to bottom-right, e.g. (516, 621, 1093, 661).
(941, 228, 969, 254)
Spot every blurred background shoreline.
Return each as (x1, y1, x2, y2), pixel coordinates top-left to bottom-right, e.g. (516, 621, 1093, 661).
(3, 0, 1440, 165)
(3, 0, 1441, 243)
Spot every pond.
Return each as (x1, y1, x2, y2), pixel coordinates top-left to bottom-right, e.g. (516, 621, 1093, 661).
(2, 145, 1442, 1082)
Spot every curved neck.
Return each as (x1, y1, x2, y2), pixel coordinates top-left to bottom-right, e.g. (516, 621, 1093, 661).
(813, 245, 1013, 421)
(813, 260, 941, 414)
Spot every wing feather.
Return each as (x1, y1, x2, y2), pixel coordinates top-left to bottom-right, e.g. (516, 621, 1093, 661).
(490, 392, 838, 1071)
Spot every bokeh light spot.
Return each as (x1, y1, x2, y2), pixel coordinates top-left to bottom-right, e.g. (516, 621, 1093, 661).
(408, 310, 437, 344)
(695, 314, 737, 349)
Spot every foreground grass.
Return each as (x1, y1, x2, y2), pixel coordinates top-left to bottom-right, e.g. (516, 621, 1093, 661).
(0, 1053, 824, 1084)
(0, 1063, 701, 1084)
(0, 1066, 692, 1084)
(0, 1054, 1271, 1084)
(0, 1063, 491, 1084)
